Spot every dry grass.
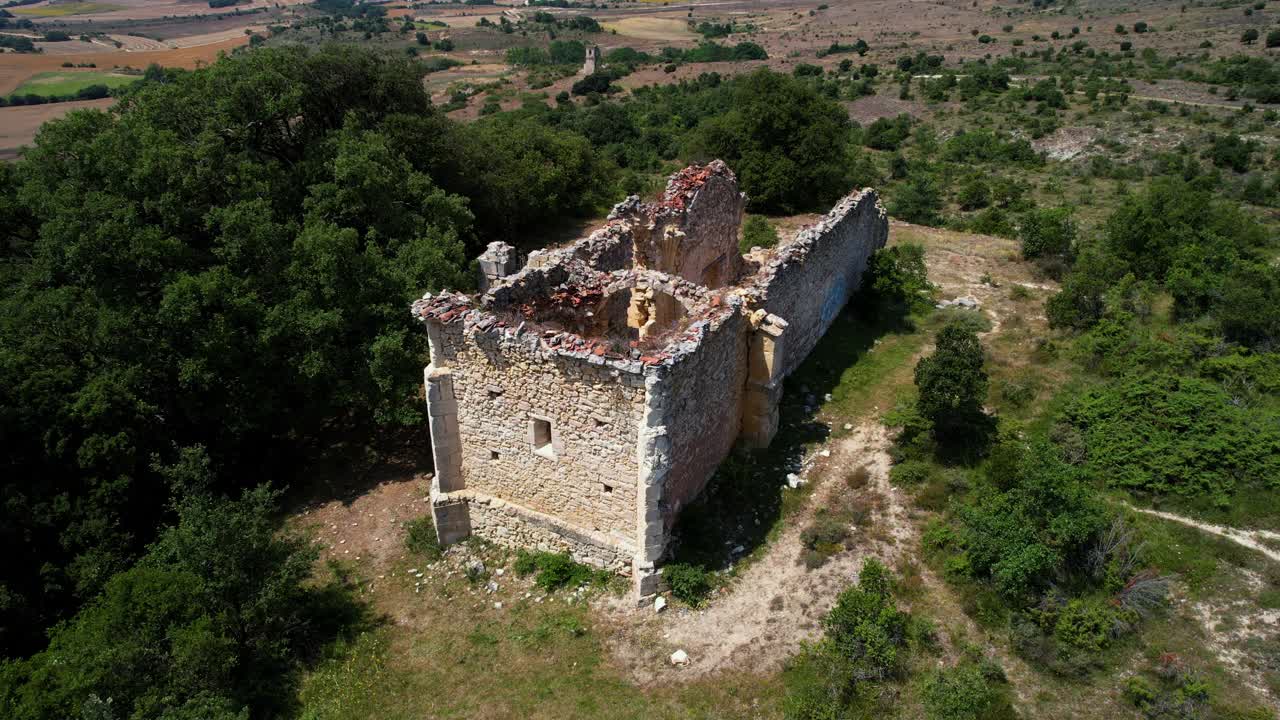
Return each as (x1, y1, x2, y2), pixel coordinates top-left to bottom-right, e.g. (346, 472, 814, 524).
(601, 17, 695, 42)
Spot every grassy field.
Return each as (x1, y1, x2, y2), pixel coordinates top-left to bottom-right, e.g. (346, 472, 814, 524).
(10, 2, 123, 16)
(10, 70, 139, 98)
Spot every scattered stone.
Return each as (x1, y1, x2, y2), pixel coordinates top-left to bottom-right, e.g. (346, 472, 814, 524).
(670, 649, 690, 666)
(844, 423, 853, 430)
(654, 596, 667, 613)
(494, 601, 503, 610)
(786, 473, 804, 489)
(465, 559, 486, 576)
(936, 296, 980, 310)
(819, 449, 831, 458)
(495, 568, 505, 576)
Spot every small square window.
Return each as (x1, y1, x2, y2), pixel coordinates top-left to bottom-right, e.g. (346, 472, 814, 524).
(531, 418, 555, 459)
(601, 483, 613, 494)
(490, 450, 500, 461)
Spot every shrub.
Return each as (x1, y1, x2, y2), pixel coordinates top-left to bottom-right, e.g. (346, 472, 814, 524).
(1054, 598, 1116, 651)
(664, 562, 712, 605)
(740, 214, 779, 252)
(922, 663, 1005, 720)
(533, 552, 578, 590)
(512, 550, 597, 590)
(823, 559, 908, 679)
(1063, 373, 1280, 502)
(890, 459, 935, 485)
(404, 516, 442, 559)
(513, 549, 539, 576)
(860, 242, 931, 313)
(801, 513, 850, 551)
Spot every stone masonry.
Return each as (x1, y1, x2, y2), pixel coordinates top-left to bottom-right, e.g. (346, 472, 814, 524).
(411, 161, 888, 597)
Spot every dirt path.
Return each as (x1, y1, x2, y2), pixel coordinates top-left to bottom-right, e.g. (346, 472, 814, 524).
(1126, 504, 1280, 564)
(606, 422, 905, 683)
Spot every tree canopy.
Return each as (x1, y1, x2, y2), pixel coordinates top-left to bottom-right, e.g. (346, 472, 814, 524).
(0, 44, 607, 657)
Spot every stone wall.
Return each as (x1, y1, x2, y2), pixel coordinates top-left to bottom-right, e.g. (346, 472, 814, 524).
(452, 490, 632, 570)
(751, 189, 888, 378)
(429, 319, 646, 547)
(648, 301, 749, 528)
(629, 162, 745, 289)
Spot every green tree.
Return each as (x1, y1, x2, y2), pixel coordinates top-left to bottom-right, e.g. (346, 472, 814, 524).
(890, 169, 943, 225)
(914, 321, 989, 439)
(0, 44, 499, 655)
(1018, 206, 1076, 259)
(687, 68, 853, 214)
(1243, 28, 1260, 44)
(0, 473, 354, 719)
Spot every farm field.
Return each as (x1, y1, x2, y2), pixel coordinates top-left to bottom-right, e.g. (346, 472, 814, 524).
(9, 69, 138, 97)
(0, 34, 247, 95)
(9, 2, 123, 17)
(0, 95, 111, 159)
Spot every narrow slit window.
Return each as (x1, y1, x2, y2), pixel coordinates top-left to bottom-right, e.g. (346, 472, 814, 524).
(532, 418, 555, 459)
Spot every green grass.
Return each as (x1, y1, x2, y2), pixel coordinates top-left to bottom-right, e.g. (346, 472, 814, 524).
(10, 71, 139, 99)
(10, 2, 123, 16)
(298, 558, 785, 720)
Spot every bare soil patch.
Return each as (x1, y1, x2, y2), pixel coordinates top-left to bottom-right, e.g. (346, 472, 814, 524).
(0, 96, 113, 159)
(604, 422, 902, 683)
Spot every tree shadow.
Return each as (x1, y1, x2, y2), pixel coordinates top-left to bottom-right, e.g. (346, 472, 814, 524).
(666, 303, 917, 571)
(279, 422, 434, 515)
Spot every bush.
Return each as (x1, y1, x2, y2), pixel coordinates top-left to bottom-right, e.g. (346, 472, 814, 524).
(740, 214, 779, 251)
(1054, 598, 1116, 651)
(860, 243, 931, 313)
(1063, 373, 1280, 502)
(511, 550, 599, 590)
(890, 459, 935, 485)
(571, 72, 614, 95)
(922, 663, 1006, 720)
(404, 516, 442, 559)
(1018, 206, 1076, 260)
(664, 562, 712, 605)
(801, 513, 850, 551)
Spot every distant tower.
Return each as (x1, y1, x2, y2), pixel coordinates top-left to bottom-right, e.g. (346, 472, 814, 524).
(583, 44, 601, 75)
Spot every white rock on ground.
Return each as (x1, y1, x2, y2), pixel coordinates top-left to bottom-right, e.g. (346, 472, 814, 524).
(670, 649, 689, 666)
(654, 596, 667, 613)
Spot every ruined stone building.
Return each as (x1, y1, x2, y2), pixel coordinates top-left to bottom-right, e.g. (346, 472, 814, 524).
(582, 44, 601, 75)
(412, 162, 888, 595)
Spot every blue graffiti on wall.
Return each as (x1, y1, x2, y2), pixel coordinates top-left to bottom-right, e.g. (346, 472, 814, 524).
(819, 274, 849, 327)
